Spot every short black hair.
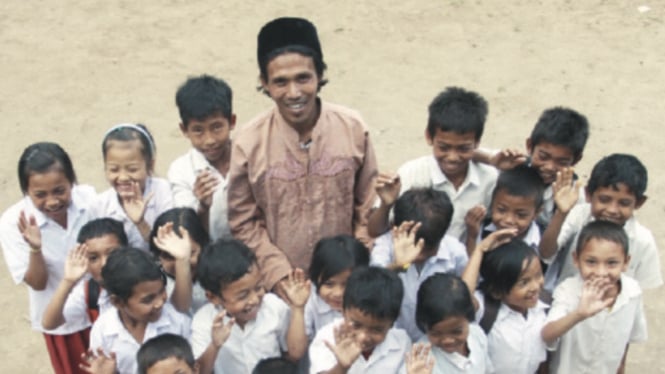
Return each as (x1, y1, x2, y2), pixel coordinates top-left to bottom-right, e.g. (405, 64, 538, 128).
(252, 357, 297, 374)
(529, 107, 589, 161)
(343, 266, 403, 322)
(427, 87, 488, 141)
(149, 208, 210, 261)
(394, 188, 454, 250)
(586, 153, 647, 200)
(102, 247, 164, 302)
(175, 75, 233, 127)
(137, 333, 196, 374)
(197, 239, 256, 296)
(479, 239, 538, 301)
(18, 142, 77, 193)
(309, 235, 369, 290)
(492, 164, 545, 209)
(576, 220, 629, 256)
(258, 45, 328, 95)
(416, 273, 475, 333)
(102, 123, 156, 171)
(77, 218, 128, 246)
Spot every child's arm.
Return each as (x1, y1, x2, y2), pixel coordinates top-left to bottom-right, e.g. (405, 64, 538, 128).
(473, 148, 528, 170)
(192, 170, 219, 233)
(153, 222, 193, 313)
(281, 268, 311, 361)
(389, 221, 424, 271)
(197, 310, 234, 374)
(367, 173, 401, 238)
(464, 205, 486, 256)
(42, 244, 88, 330)
(541, 277, 615, 344)
(405, 343, 434, 374)
(322, 321, 363, 374)
(121, 181, 154, 242)
(18, 211, 48, 290)
(539, 168, 581, 259)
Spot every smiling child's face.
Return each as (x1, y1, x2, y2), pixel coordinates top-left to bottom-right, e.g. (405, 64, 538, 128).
(104, 139, 150, 198)
(211, 265, 265, 327)
(426, 315, 469, 355)
(526, 140, 577, 185)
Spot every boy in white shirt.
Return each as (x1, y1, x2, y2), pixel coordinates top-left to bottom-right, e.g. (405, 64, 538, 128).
(191, 239, 310, 374)
(309, 266, 411, 374)
(542, 220, 647, 373)
(169, 75, 236, 240)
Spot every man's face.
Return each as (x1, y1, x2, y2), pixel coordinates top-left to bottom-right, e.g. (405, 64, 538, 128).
(261, 52, 320, 130)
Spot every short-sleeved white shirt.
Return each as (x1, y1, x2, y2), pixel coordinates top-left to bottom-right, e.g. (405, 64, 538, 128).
(90, 302, 191, 374)
(191, 294, 290, 374)
(474, 291, 548, 374)
(61, 278, 112, 326)
(165, 276, 208, 316)
(547, 274, 647, 374)
(309, 318, 411, 374)
(371, 231, 468, 341)
(396, 156, 497, 241)
(546, 204, 662, 291)
(0, 184, 96, 334)
(304, 286, 341, 340)
(422, 323, 493, 374)
(167, 148, 231, 240)
(92, 177, 173, 250)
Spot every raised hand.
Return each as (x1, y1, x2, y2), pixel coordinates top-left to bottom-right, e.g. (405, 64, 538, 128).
(194, 170, 219, 209)
(490, 148, 528, 170)
(475, 227, 518, 253)
(405, 343, 434, 374)
(464, 205, 487, 241)
(375, 172, 401, 207)
(121, 180, 153, 224)
(325, 321, 363, 370)
(552, 168, 581, 214)
(18, 210, 41, 250)
(211, 308, 235, 348)
(282, 268, 311, 308)
(392, 221, 424, 267)
(153, 222, 192, 261)
(577, 277, 615, 318)
(64, 244, 89, 282)
(80, 348, 117, 374)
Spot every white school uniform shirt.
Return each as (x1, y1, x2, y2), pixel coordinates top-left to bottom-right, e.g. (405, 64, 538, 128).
(545, 203, 662, 292)
(304, 286, 341, 340)
(165, 276, 208, 315)
(421, 323, 494, 374)
(92, 177, 173, 250)
(371, 231, 468, 341)
(474, 291, 548, 374)
(397, 156, 497, 241)
(309, 318, 411, 374)
(191, 293, 290, 374)
(90, 302, 191, 374)
(61, 278, 113, 325)
(0, 184, 96, 334)
(547, 274, 647, 374)
(168, 148, 231, 241)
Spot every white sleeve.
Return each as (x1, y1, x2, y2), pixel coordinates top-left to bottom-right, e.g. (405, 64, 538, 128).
(556, 205, 586, 249)
(544, 279, 578, 350)
(309, 323, 340, 374)
(632, 229, 663, 289)
(190, 307, 213, 359)
(629, 294, 648, 343)
(168, 160, 198, 209)
(0, 206, 30, 284)
(153, 178, 175, 215)
(275, 297, 291, 352)
(370, 232, 394, 267)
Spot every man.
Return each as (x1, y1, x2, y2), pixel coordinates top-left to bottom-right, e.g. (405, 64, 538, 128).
(227, 17, 378, 296)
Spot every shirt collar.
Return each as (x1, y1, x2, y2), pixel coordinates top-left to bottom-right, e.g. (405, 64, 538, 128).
(428, 156, 480, 188)
(497, 299, 548, 322)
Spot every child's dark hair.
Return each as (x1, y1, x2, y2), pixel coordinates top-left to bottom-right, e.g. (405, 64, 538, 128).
(427, 87, 488, 141)
(102, 123, 156, 170)
(492, 164, 545, 209)
(416, 273, 475, 333)
(18, 142, 77, 193)
(77, 218, 128, 246)
(586, 153, 647, 200)
(149, 208, 210, 261)
(252, 357, 297, 374)
(309, 235, 369, 290)
(137, 333, 196, 374)
(102, 247, 165, 302)
(394, 188, 454, 250)
(529, 107, 589, 161)
(197, 239, 256, 296)
(479, 240, 539, 301)
(575, 220, 629, 256)
(176, 75, 233, 127)
(258, 45, 328, 95)
(343, 266, 403, 322)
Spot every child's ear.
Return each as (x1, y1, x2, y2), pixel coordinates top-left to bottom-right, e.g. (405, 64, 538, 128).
(573, 251, 580, 269)
(205, 290, 223, 306)
(571, 152, 583, 166)
(635, 195, 647, 209)
(622, 254, 631, 272)
(584, 187, 592, 203)
(425, 130, 433, 146)
(525, 138, 533, 154)
(229, 114, 237, 130)
(110, 294, 124, 309)
(179, 122, 187, 135)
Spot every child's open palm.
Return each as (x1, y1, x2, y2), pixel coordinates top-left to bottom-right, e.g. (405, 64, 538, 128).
(375, 173, 401, 206)
(153, 222, 192, 261)
(464, 205, 486, 240)
(475, 228, 518, 253)
(18, 210, 41, 250)
(552, 168, 581, 214)
(64, 244, 89, 282)
(325, 321, 363, 370)
(211, 309, 234, 348)
(577, 277, 615, 318)
(80, 348, 117, 374)
(393, 221, 424, 267)
(405, 343, 434, 374)
(121, 181, 154, 224)
(282, 268, 311, 308)
(490, 148, 528, 170)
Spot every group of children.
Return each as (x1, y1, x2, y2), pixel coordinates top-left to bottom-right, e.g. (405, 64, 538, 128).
(0, 72, 660, 374)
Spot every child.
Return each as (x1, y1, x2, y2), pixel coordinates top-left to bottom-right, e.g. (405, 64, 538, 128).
(463, 233, 548, 374)
(371, 188, 468, 341)
(415, 273, 492, 373)
(306, 235, 370, 339)
(541, 221, 647, 373)
(309, 266, 411, 373)
(94, 123, 173, 250)
(191, 239, 310, 373)
(0, 142, 97, 374)
(169, 75, 236, 240)
(150, 207, 210, 314)
(42, 218, 128, 330)
(253, 357, 298, 374)
(369, 87, 497, 243)
(541, 153, 662, 292)
(89, 248, 191, 374)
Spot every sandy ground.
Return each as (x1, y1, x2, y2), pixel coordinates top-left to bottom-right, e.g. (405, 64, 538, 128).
(1, 0, 664, 372)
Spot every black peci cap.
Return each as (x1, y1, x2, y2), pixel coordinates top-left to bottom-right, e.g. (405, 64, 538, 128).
(257, 17, 323, 67)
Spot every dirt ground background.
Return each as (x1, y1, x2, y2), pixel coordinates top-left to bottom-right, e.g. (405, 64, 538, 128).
(1, 0, 664, 372)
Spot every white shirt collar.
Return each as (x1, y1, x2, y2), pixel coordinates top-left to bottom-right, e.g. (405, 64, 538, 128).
(428, 156, 481, 188)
